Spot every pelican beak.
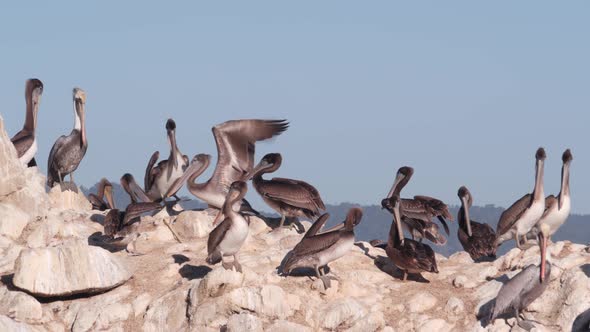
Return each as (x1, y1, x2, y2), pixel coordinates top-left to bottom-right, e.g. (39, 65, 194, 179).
(387, 172, 404, 198)
(104, 185, 115, 210)
(461, 195, 472, 237)
(167, 129, 178, 178)
(163, 155, 209, 198)
(78, 100, 87, 147)
(539, 230, 548, 283)
(244, 160, 269, 181)
(393, 198, 404, 246)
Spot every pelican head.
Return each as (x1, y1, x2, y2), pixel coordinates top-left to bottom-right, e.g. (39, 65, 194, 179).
(535, 147, 546, 161)
(562, 149, 573, 164)
(26, 78, 44, 104)
(457, 186, 473, 237)
(73, 88, 87, 104)
(386, 166, 414, 198)
(345, 207, 363, 229)
(247, 153, 282, 180)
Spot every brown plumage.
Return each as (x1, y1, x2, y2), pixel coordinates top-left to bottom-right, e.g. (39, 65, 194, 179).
(250, 153, 325, 228)
(10, 78, 43, 167)
(457, 186, 497, 261)
(87, 178, 114, 211)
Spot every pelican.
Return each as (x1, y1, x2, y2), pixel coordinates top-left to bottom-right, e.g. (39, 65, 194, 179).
(144, 119, 189, 201)
(527, 149, 572, 241)
(382, 166, 452, 245)
(206, 181, 250, 272)
(165, 119, 289, 223)
(10, 78, 43, 167)
(495, 148, 546, 249)
(88, 178, 114, 211)
(281, 208, 362, 289)
(249, 153, 325, 228)
(457, 186, 496, 261)
(47, 88, 88, 190)
(385, 194, 438, 282)
(488, 224, 551, 331)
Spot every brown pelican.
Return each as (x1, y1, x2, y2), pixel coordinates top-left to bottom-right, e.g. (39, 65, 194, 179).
(88, 178, 114, 211)
(206, 181, 250, 272)
(382, 166, 452, 245)
(249, 153, 325, 228)
(385, 194, 438, 282)
(457, 186, 497, 261)
(495, 148, 546, 249)
(10, 78, 43, 167)
(165, 119, 288, 223)
(281, 208, 363, 289)
(47, 88, 88, 190)
(488, 224, 551, 331)
(144, 119, 189, 201)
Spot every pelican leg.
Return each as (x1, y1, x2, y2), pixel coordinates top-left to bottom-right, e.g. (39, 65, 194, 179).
(515, 309, 535, 331)
(221, 256, 233, 270)
(278, 215, 286, 228)
(514, 231, 523, 249)
(232, 254, 242, 273)
(70, 172, 74, 183)
(402, 271, 408, 281)
(315, 265, 331, 289)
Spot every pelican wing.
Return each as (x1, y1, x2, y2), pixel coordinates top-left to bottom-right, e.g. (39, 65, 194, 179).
(304, 213, 330, 238)
(144, 151, 160, 191)
(496, 193, 532, 236)
(122, 202, 162, 226)
(490, 264, 541, 321)
(210, 119, 289, 193)
(414, 195, 453, 220)
(103, 209, 122, 237)
(291, 231, 341, 257)
(10, 130, 34, 158)
(261, 177, 325, 212)
(207, 217, 232, 254)
(401, 240, 437, 272)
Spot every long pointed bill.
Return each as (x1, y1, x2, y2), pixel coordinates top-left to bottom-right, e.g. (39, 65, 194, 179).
(539, 232, 548, 283)
(461, 196, 472, 237)
(387, 173, 404, 198)
(164, 157, 207, 198)
(167, 130, 178, 180)
(123, 175, 151, 203)
(243, 161, 268, 181)
(394, 201, 404, 245)
(104, 185, 115, 209)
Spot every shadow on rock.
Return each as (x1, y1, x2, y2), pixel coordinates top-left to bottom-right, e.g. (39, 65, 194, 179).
(572, 307, 590, 332)
(580, 264, 590, 278)
(172, 254, 190, 265)
(90, 213, 106, 225)
(476, 298, 496, 326)
(179, 264, 212, 280)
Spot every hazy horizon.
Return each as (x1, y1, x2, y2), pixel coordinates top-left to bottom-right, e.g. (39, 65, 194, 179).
(2, 2, 589, 212)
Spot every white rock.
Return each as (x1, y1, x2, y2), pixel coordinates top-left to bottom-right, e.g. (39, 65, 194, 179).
(93, 303, 132, 331)
(143, 282, 195, 332)
(445, 297, 465, 316)
(449, 251, 474, 264)
(198, 267, 244, 298)
(345, 311, 385, 332)
(267, 320, 312, 332)
(226, 313, 263, 332)
(13, 245, 132, 297)
(133, 293, 152, 317)
(0, 287, 42, 323)
(172, 210, 214, 239)
(260, 285, 298, 319)
(0, 204, 29, 240)
(0, 241, 24, 274)
(417, 319, 453, 332)
(317, 298, 366, 330)
(0, 314, 37, 332)
(249, 216, 270, 235)
(407, 292, 438, 313)
(48, 185, 91, 211)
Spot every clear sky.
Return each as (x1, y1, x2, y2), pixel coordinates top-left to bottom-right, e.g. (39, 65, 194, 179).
(1, 2, 588, 213)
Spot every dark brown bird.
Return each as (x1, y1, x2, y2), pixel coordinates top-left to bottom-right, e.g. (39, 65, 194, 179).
(249, 153, 325, 229)
(87, 178, 115, 211)
(457, 186, 497, 261)
(382, 166, 452, 245)
(495, 147, 546, 249)
(165, 119, 289, 224)
(385, 195, 438, 282)
(281, 208, 363, 289)
(10, 78, 43, 167)
(47, 88, 88, 189)
(206, 181, 250, 272)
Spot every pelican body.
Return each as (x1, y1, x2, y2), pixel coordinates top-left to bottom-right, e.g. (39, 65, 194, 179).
(88, 178, 114, 211)
(144, 119, 189, 201)
(10, 79, 43, 167)
(495, 148, 546, 249)
(382, 166, 452, 245)
(165, 119, 288, 219)
(47, 88, 88, 188)
(457, 186, 497, 261)
(489, 224, 551, 331)
(206, 181, 250, 272)
(281, 208, 362, 288)
(385, 195, 438, 281)
(250, 153, 325, 228)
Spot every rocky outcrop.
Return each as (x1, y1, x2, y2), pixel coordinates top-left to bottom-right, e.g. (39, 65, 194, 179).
(13, 245, 132, 297)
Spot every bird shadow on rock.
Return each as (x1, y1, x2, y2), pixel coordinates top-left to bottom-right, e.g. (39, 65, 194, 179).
(372, 255, 430, 283)
(476, 298, 496, 326)
(572, 307, 590, 332)
(1, 274, 18, 291)
(87, 232, 127, 253)
(488, 273, 511, 284)
(172, 254, 190, 265)
(89, 213, 105, 225)
(179, 264, 212, 280)
(580, 264, 590, 278)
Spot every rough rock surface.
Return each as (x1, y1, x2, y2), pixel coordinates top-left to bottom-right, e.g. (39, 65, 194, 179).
(0, 117, 589, 331)
(13, 245, 132, 297)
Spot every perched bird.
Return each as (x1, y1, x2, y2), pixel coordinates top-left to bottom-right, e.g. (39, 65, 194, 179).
(206, 181, 250, 272)
(47, 88, 88, 190)
(281, 208, 363, 289)
(385, 194, 438, 282)
(495, 148, 546, 249)
(488, 224, 551, 331)
(144, 119, 189, 201)
(249, 153, 325, 229)
(382, 166, 452, 245)
(87, 178, 115, 211)
(165, 119, 289, 224)
(457, 186, 497, 261)
(10, 78, 44, 167)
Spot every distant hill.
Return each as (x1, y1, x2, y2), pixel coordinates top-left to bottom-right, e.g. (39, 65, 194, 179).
(82, 181, 588, 257)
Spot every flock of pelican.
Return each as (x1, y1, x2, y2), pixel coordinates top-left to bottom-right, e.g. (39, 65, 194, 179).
(8, 78, 574, 330)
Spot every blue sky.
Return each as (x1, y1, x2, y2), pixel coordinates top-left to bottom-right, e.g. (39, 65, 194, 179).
(1, 2, 588, 212)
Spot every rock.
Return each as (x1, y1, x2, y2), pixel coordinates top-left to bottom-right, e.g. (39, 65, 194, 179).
(0, 314, 38, 332)
(345, 311, 385, 332)
(267, 320, 312, 332)
(198, 267, 244, 298)
(172, 210, 214, 239)
(260, 285, 299, 318)
(25, 212, 101, 248)
(0, 240, 24, 274)
(314, 298, 366, 330)
(407, 292, 438, 313)
(445, 297, 465, 316)
(449, 251, 474, 264)
(13, 245, 132, 297)
(225, 313, 263, 332)
(132, 293, 152, 317)
(48, 185, 91, 211)
(93, 303, 132, 331)
(143, 282, 196, 332)
(0, 204, 29, 240)
(249, 216, 270, 235)
(0, 287, 43, 323)
(416, 319, 453, 332)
